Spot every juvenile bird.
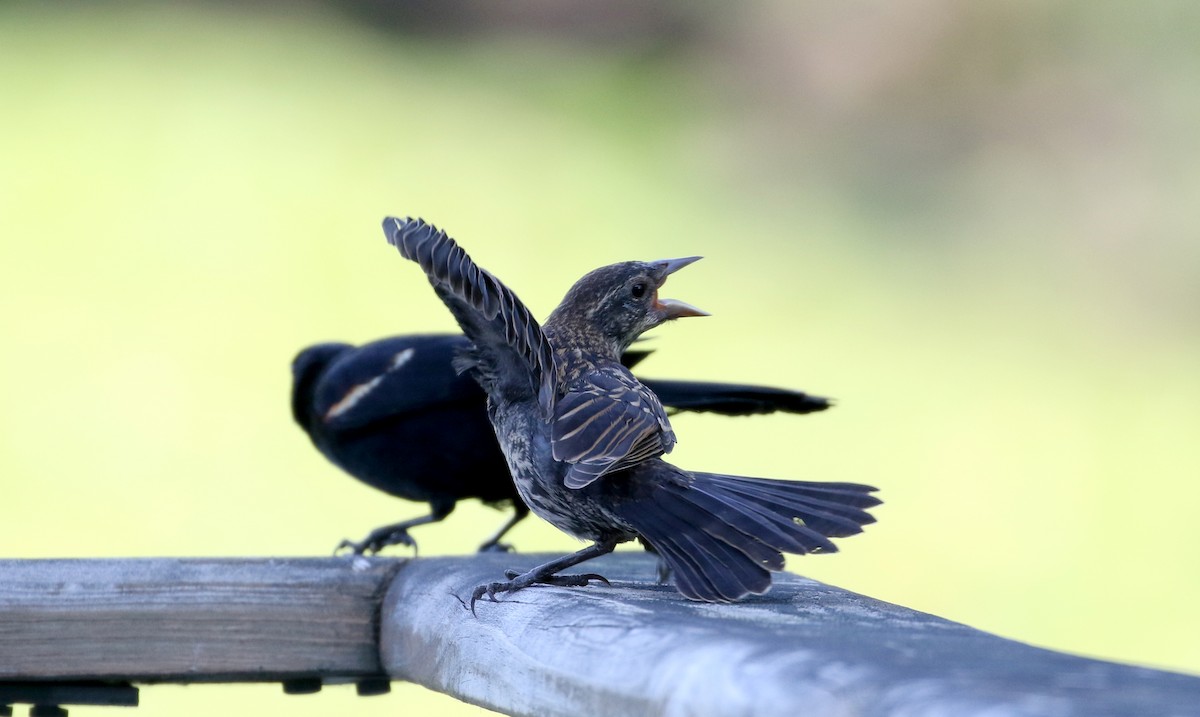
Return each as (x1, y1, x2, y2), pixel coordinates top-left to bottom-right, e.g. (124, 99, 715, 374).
(384, 217, 880, 608)
(292, 334, 833, 554)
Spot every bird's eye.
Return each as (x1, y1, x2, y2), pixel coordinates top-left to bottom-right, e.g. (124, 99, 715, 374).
(631, 282, 648, 299)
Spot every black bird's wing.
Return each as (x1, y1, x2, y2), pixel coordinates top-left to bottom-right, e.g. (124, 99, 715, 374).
(308, 335, 478, 433)
(551, 368, 676, 489)
(383, 217, 558, 413)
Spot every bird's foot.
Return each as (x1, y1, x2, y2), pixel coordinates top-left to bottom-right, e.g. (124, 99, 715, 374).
(467, 569, 610, 615)
(502, 569, 609, 587)
(335, 527, 417, 557)
(476, 539, 516, 554)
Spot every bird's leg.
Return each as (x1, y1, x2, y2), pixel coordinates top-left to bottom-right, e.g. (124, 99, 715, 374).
(469, 538, 620, 614)
(476, 504, 531, 553)
(655, 557, 673, 585)
(636, 538, 672, 585)
(336, 502, 454, 556)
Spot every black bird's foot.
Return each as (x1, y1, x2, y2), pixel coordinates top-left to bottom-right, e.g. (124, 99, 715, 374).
(335, 527, 417, 556)
(467, 569, 611, 615)
(477, 539, 516, 554)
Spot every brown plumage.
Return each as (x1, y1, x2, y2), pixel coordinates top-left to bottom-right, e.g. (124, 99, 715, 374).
(383, 216, 879, 609)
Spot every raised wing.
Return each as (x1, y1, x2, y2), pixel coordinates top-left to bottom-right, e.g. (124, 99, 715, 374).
(383, 217, 557, 412)
(551, 369, 675, 489)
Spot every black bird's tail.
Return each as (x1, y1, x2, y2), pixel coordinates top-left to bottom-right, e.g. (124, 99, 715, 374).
(641, 379, 832, 416)
(612, 464, 880, 602)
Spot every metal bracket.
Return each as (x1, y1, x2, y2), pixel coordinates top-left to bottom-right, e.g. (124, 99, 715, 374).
(0, 682, 139, 715)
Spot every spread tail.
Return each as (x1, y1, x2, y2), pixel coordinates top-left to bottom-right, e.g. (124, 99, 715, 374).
(613, 465, 879, 602)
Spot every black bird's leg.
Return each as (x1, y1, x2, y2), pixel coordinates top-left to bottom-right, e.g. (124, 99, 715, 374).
(469, 538, 620, 614)
(336, 501, 455, 556)
(476, 503, 531, 553)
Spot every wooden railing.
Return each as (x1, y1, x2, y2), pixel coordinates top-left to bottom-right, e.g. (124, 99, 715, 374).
(2, 554, 1198, 716)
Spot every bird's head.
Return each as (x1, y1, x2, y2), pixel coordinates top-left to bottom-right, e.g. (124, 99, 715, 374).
(290, 342, 351, 428)
(546, 257, 708, 356)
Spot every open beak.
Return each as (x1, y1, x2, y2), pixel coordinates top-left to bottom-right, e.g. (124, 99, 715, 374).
(655, 297, 710, 318)
(652, 256, 709, 318)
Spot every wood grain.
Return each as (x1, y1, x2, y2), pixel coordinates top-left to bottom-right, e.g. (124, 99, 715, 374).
(4, 555, 1199, 716)
(380, 552, 1200, 717)
(0, 558, 400, 681)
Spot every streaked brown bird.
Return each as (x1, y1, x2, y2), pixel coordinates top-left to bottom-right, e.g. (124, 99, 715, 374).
(383, 216, 880, 609)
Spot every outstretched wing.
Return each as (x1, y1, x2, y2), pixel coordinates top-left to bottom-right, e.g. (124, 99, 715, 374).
(383, 217, 557, 413)
(551, 369, 675, 489)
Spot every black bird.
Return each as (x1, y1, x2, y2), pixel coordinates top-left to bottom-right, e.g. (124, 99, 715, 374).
(383, 216, 880, 608)
(292, 334, 832, 554)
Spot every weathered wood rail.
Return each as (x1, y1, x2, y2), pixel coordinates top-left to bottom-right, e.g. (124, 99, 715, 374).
(2, 554, 1198, 716)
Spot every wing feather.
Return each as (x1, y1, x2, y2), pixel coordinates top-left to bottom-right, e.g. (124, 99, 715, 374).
(383, 217, 557, 411)
(552, 369, 675, 489)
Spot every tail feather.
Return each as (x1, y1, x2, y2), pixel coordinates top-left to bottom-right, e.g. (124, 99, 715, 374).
(640, 379, 831, 416)
(617, 497, 717, 599)
(613, 462, 880, 602)
(685, 483, 838, 554)
(623, 497, 771, 601)
(648, 484, 787, 571)
(675, 530, 773, 600)
(701, 475, 876, 538)
(646, 534, 723, 601)
(706, 473, 881, 506)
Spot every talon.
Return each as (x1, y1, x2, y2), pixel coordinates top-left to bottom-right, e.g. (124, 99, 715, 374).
(334, 538, 370, 556)
(336, 528, 419, 557)
(382, 530, 418, 555)
(503, 569, 520, 579)
(480, 541, 515, 554)
(468, 583, 501, 615)
(541, 572, 610, 588)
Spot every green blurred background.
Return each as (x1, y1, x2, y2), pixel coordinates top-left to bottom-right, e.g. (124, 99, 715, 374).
(2, 1, 1198, 714)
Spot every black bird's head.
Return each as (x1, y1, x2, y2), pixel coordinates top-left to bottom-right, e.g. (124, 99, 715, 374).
(290, 342, 351, 430)
(546, 257, 708, 357)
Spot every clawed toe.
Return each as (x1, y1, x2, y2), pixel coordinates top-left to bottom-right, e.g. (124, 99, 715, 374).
(542, 572, 610, 588)
(468, 581, 507, 615)
(464, 540, 620, 615)
(479, 541, 516, 554)
(467, 570, 611, 614)
(335, 529, 417, 557)
(334, 538, 376, 556)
